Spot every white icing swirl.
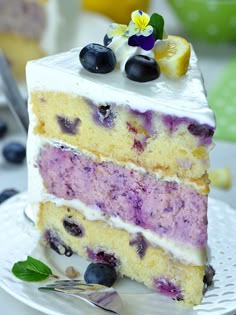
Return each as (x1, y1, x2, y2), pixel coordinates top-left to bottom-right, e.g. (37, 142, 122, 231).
(108, 35, 171, 73)
(108, 36, 155, 72)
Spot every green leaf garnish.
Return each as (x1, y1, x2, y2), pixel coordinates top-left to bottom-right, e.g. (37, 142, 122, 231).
(148, 13, 164, 40)
(12, 256, 54, 282)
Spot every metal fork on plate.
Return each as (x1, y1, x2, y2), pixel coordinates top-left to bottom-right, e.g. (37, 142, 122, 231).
(38, 279, 125, 315)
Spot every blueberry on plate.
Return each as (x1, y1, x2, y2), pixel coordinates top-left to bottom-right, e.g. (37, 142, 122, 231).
(0, 119, 8, 138)
(0, 189, 19, 204)
(84, 262, 117, 287)
(125, 55, 160, 82)
(2, 142, 26, 164)
(79, 43, 116, 74)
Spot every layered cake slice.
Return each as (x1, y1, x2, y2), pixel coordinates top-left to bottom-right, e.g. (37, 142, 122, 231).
(0, 0, 79, 79)
(26, 10, 216, 305)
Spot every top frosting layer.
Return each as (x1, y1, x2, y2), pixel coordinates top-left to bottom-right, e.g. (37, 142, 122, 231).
(26, 47, 215, 127)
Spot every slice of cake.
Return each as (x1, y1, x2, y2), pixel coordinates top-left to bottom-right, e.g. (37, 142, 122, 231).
(0, 0, 79, 79)
(26, 10, 216, 305)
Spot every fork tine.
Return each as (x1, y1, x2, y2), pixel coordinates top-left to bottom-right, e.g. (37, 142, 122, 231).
(40, 280, 105, 291)
(49, 280, 97, 287)
(52, 279, 83, 286)
(54, 279, 83, 283)
(38, 280, 124, 315)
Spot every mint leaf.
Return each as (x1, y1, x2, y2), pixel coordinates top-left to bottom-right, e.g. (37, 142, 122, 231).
(148, 13, 164, 40)
(12, 256, 53, 282)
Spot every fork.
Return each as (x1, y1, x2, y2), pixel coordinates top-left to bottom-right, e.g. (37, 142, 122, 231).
(0, 51, 29, 132)
(38, 279, 125, 315)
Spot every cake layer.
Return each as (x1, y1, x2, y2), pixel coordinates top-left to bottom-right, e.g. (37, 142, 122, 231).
(37, 143, 208, 248)
(0, 0, 79, 79)
(37, 201, 205, 305)
(0, 0, 46, 39)
(30, 90, 214, 181)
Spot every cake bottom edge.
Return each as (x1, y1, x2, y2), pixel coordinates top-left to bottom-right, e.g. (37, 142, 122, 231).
(37, 201, 205, 305)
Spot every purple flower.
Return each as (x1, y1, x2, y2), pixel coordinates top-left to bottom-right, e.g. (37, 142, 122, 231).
(128, 34, 155, 51)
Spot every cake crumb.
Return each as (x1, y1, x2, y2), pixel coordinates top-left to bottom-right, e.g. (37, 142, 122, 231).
(65, 266, 80, 278)
(209, 167, 232, 189)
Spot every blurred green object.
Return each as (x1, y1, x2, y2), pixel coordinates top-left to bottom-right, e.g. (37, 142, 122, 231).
(167, 0, 236, 42)
(208, 55, 236, 142)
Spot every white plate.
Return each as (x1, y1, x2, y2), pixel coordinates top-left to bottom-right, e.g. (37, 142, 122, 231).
(0, 193, 236, 315)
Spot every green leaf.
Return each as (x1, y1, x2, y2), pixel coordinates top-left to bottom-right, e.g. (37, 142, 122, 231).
(148, 13, 164, 40)
(12, 256, 53, 282)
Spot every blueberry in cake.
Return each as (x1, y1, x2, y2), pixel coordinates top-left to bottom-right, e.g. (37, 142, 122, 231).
(26, 10, 216, 305)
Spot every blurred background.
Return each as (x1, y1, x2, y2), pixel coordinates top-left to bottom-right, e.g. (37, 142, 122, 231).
(0, 0, 235, 206)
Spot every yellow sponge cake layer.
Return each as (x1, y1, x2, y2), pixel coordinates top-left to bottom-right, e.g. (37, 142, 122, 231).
(32, 90, 212, 187)
(37, 201, 205, 305)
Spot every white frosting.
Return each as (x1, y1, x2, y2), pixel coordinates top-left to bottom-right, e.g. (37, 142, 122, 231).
(40, 0, 79, 54)
(26, 45, 215, 127)
(108, 36, 155, 72)
(108, 36, 170, 73)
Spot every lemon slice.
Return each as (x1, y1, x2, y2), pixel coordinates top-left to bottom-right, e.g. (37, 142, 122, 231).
(154, 35, 191, 78)
(209, 167, 232, 189)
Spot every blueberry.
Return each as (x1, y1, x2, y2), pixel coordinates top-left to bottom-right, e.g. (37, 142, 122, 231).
(0, 119, 8, 138)
(204, 264, 215, 286)
(103, 34, 112, 46)
(154, 278, 183, 301)
(63, 216, 84, 237)
(2, 142, 26, 164)
(188, 123, 214, 138)
(98, 105, 111, 118)
(57, 116, 81, 135)
(79, 43, 116, 74)
(129, 233, 147, 258)
(125, 55, 160, 82)
(84, 263, 117, 287)
(87, 248, 119, 267)
(45, 230, 73, 257)
(92, 103, 115, 128)
(0, 189, 19, 204)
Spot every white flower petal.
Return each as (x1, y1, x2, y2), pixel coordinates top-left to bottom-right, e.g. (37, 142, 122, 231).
(140, 25, 153, 37)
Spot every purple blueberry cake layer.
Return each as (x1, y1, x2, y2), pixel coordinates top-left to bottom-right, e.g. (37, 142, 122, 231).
(38, 144, 208, 248)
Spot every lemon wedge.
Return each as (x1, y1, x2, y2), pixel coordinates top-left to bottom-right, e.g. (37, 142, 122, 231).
(154, 35, 191, 78)
(209, 167, 232, 189)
